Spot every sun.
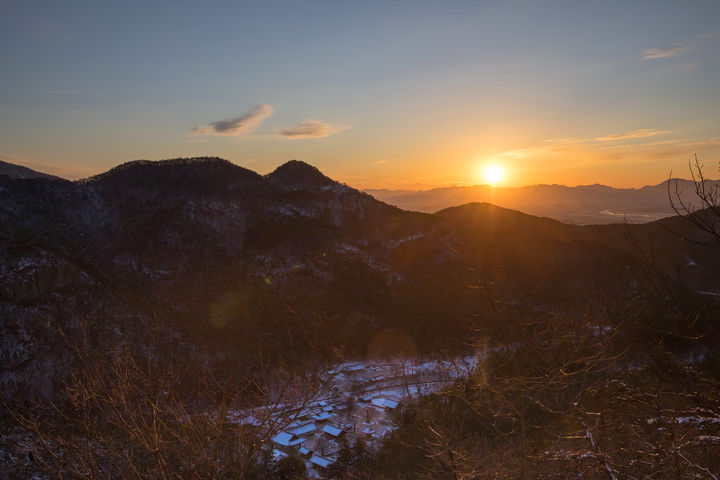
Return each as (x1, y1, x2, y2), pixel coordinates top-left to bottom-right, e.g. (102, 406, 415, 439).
(482, 164, 505, 185)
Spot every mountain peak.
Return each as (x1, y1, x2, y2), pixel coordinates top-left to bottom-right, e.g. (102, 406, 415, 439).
(266, 160, 336, 191)
(80, 157, 264, 189)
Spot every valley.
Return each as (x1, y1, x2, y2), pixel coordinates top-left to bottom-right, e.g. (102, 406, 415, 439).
(239, 356, 478, 477)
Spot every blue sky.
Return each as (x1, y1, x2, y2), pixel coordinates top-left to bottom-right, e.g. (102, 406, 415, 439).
(1, 0, 719, 187)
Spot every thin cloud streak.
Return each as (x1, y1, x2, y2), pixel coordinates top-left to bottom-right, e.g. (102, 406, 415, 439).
(277, 120, 348, 139)
(44, 90, 119, 95)
(191, 104, 273, 137)
(697, 31, 720, 39)
(642, 44, 691, 59)
(491, 136, 720, 175)
(677, 138, 720, 147)
(595, 129, 671, 141)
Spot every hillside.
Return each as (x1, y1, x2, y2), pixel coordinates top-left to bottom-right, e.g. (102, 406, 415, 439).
(0, 158, 473, 405)
(3, 158, 718, 407)
(437, 202, 720, 303)
(0, 160, 64, 181)
(2, 157, 720, 478)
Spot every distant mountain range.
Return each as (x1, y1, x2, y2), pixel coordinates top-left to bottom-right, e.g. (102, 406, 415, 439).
(367, 179, 720, 224)
(5, 158, 715, 225)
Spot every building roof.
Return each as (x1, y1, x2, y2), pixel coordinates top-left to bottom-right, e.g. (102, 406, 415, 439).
(371, 397, 399, 409)
(312, 411, 332, 421)
(310, 455, 336, 468)
(288, 422, 316, 436)
(322, 424, 344, 437)
(271, 431, 305, 447)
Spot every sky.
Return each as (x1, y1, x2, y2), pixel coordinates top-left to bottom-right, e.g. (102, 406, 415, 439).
(1, 0, 719, 189)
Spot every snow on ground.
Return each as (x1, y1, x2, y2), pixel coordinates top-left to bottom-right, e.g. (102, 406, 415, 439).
(698, 290, 720, 297)
(236, 354, 479, 477)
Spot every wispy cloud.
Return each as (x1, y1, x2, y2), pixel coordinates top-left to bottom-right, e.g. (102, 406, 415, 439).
(595, 128, 671, 141)
(676, 138, 720, 147)
(488, 134, 720, 180)
(495, 147, 539, 159)
(697, 31, 720, 39)
(371, 160, 387, 165)
(543, 137, 583, 145)
(191, 104, 273, 136)
(44, 90, 118, 95)
(642, 43, 691, 59)
(277, 120, 348, 139)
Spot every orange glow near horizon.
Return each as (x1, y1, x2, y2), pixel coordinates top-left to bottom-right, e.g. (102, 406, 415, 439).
(482, 164, 505, 185)
(15, 129, 720, 192)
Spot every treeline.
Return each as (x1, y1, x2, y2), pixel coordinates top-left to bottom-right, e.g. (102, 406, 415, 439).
(345, 296, 720, 479)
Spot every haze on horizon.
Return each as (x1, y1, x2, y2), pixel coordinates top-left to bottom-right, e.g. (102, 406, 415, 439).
(1, 0, 719, 190)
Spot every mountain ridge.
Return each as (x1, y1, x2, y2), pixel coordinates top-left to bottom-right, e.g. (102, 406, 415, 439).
(366, 178, 720, 224)
(367, 178, 718, 194)
(1, 156, 719, 415)
(2, 158, 714, 225)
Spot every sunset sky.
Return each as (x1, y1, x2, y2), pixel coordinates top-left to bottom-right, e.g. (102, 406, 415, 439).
(1, 0, 719, 189)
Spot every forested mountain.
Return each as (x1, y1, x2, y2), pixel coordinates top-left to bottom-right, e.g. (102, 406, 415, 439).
(1, 158, 471, 403)
(2, 158, 719, 401)
(437, 202, 720, 303)
(2, 158, 719, 478)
